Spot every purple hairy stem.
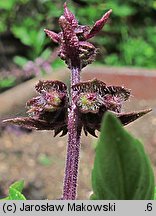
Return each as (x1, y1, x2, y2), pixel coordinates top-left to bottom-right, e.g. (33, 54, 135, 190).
(62, 67, 82, 199)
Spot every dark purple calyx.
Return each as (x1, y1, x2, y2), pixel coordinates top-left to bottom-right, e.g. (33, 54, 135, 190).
(3, 80, 68, 137)
(72, 79, 151, 137)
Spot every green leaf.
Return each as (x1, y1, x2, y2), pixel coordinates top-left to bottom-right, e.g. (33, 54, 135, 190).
(9, 188, 26, 200)
(13, 56, 28, 67)
(40, 48, 51, 60)
(52, 59, 65, 69)
(90, 193, 97, 200)
(9, 180, 24, 193)
(154, 187, 156, 200)
(0, 0, 16, 10)
(92, 112, 155, 200)
(0, 77, 16, 88)
(0, 180, 26, 200)
(11, 26, 32, 46)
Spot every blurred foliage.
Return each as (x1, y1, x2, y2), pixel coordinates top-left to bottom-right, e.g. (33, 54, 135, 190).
(0, 77, 16, 88)
(37, 153, 53, 166)
(0, 0, 156, 68)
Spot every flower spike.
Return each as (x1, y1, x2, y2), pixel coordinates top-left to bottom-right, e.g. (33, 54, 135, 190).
(44, 3, 111, 69)
(59, 15, 80, 67)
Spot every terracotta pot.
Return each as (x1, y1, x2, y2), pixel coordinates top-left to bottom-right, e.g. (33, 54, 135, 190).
(82, 65, 156, 100)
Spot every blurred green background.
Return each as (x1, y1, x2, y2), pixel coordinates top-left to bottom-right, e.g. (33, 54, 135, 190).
(0, 0, 156, 91)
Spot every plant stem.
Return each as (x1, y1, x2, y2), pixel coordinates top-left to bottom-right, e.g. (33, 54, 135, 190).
(62, 67, 82, 200)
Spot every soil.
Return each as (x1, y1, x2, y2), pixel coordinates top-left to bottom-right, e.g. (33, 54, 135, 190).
(0, 97, 156, 200)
